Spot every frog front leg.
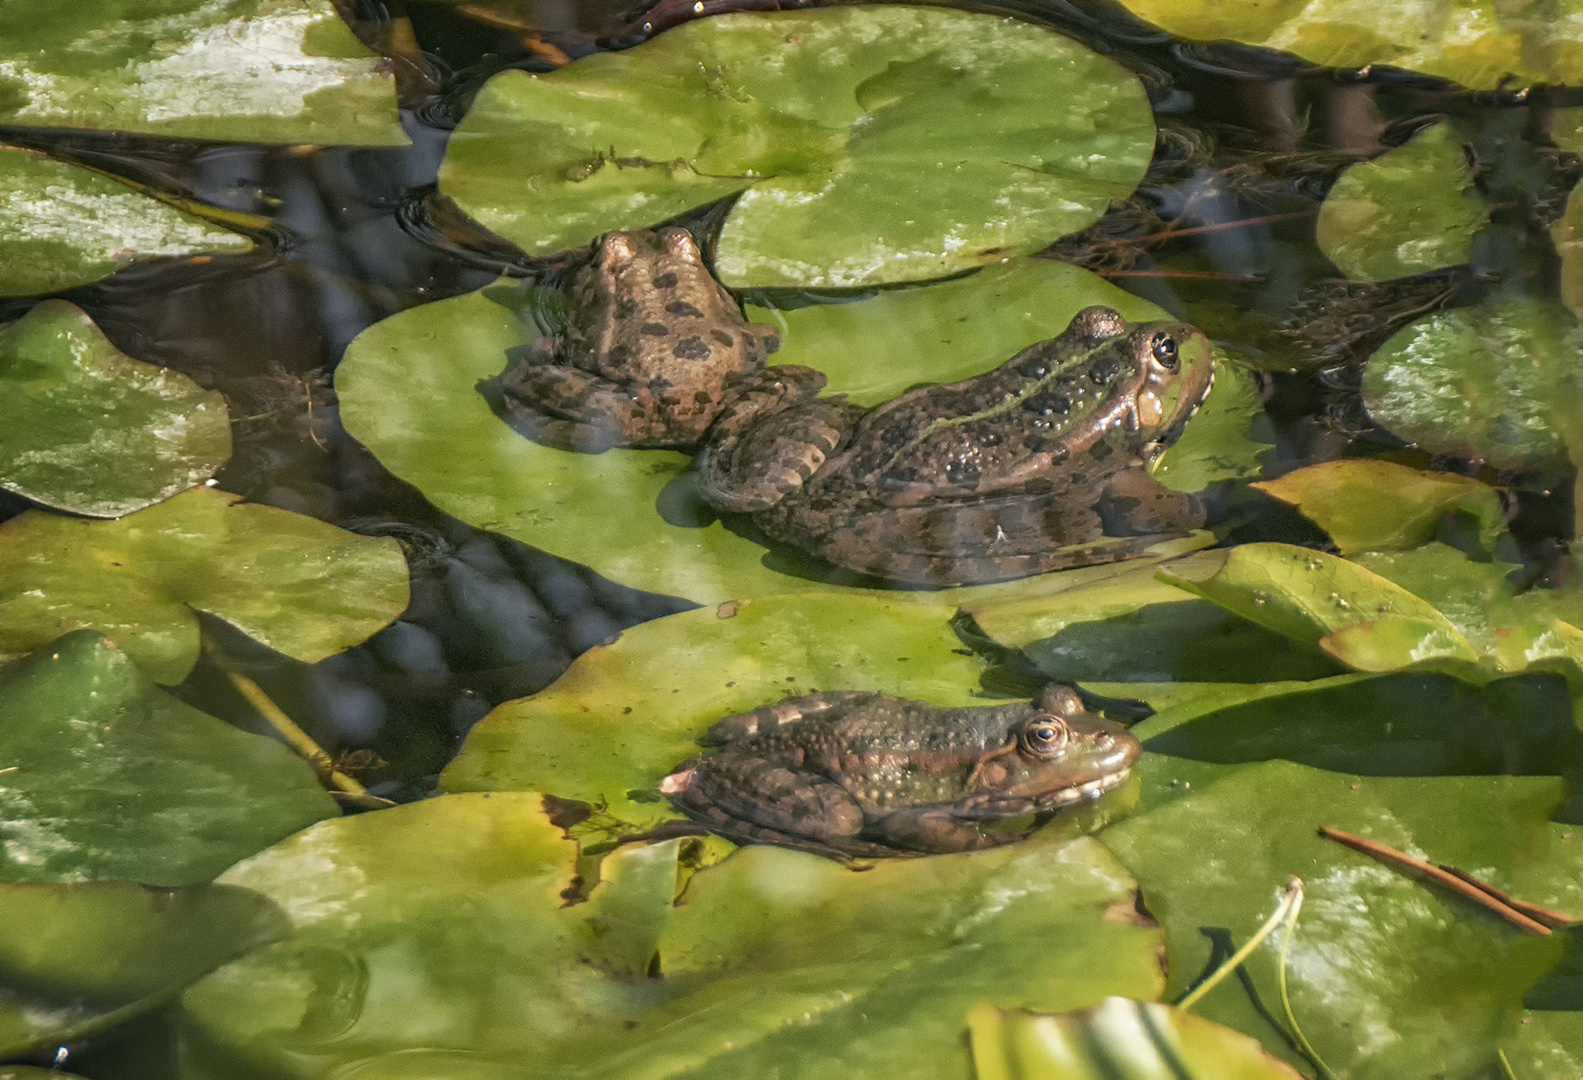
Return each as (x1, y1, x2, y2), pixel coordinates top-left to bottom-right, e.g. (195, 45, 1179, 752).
(872, 805, 1033, 853)
(1095, 468, 1205, 536)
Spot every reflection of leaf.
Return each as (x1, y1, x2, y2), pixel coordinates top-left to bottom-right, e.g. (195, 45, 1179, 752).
(0, 879, 287, 1059)
(968, 998, 1305, 1079)
(440, 592, 983, 839)
(339, 261, 1236, 602)
(1316, 122, 1484, 282)
(1103, 760, 1567, 1078)
(1361, 296, 1583, 472)
(0, 487, 409, 683)
(1254, 459, 1505, 555)
(181, 794, 1163, 1079)
(0, 147, 251, 297)
(1110, 0, 1583, 89)
(0, 301, 230, 516)
(0, 631, 338, 885)
(0, 0, 405, 145)
(439, 7, 1153, 287)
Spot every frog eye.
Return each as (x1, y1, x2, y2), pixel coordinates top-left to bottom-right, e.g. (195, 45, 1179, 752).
(1150, 332, 1179, 371)
(1020, 716, 1070, 759)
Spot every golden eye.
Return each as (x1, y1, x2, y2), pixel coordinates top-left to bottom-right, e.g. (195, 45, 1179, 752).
(1150, 332, 1178, 371)
(1021, 716, 1070, 759)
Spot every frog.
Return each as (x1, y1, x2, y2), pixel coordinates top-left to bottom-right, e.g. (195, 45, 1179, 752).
(659, 685, 1140, 859)
(490, 227, 810, 452)
(695, 306, 1216, 586)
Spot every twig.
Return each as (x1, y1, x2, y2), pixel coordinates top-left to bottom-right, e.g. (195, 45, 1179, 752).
(1178, 877, 1304, 1010)
(1437, 865, 1574, 929)
(1318, 827, 1565, 935)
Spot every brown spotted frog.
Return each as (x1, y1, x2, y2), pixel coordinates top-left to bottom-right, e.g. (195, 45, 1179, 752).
(696, 306, 1216, 585)
(492, 227, 816, 451)
(660, 685, 1140, 859)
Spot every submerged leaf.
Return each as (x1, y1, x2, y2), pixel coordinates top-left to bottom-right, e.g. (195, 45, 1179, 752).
(0, 631, 338, 885)
(0, 0, 406, 145)
(1253, 459, 1506, 555)
(0, 146, 251, 297)
(1360, 296, 1583, 471)
(180, 794, 1162, 1079)
(1316, 122, 1484, 282)
(0, 880, 287, 1059)
(0, 301, 230, 516)
(0, 486, 409, 683)
(439, 7, 1154, 286)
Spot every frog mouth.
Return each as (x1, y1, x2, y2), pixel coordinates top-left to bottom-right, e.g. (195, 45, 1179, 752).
(1032, 765, 1134, 809)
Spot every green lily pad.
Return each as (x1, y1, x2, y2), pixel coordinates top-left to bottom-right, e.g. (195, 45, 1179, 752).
(1102, 761, 1568, 1078)
(338, 259, 1235, 602)
(0, 486, 409, 684)
(180, 793, 1163, 1079)
(1316, 122, 1485, 282)
(1360, 295, 1583, 471)
(0, 146, 252, 297)
(441, 590, 983, 839)
(1111, 0, 1583, 89)
(0, 879, 287, 1059)
(0, 300, 231, 516)
(0, 0, 405, 145)
(1150, 358, 1272, 492)
(967, 998, 1305, 1079)
(0, 630, 338, 885)
(1253, 459, 1506, 555)
(438, 6, 1154, 287)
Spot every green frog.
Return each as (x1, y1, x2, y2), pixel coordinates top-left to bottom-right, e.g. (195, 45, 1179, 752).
(492, 228, 814, 451)
(660, 685, 1140, 859)
(696, 306, 1216, 585)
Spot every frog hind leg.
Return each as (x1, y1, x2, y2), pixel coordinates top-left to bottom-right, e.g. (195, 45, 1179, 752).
(490, 360, 668, 452)
(667, 755, 878, 853)
(698, 388, 864, 513)
(1096, 467, 1205, 536)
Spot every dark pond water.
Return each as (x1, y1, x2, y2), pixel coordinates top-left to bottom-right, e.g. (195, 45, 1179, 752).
(7, 0, 1583, 1074)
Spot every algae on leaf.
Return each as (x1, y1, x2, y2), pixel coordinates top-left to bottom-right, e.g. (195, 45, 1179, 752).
(0, 301, 231, 516)
(180, 795, 1162, 1080)
(0, 0, 406, 145)
(439, 6, 1154, 287)
(1316, 122, 1485, 282)
(0, 631, 339, 886)
(0, 486, 409, 683)
(0, 146, 252, 297)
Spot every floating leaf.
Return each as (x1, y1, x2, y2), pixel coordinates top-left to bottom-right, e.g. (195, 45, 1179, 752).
(1316, 122, 1484, 281)
(0, 0, 405, 145)
(180, 794, 1162, 1079)
(1254, 459, 1506, 555)
(1110, 0, 1583, 89)
(1150, 359, 1272, 492)
(0, 880, 287, 1059)
(0, 301, 230, 516)
(438, 7, 1154, 287)
(967, 998, 1305, 1080)
(0, 486, 409, 683)
(1102, 761, 1567, 1078)
(0, 146, 251, 297)
(1361, 296, 1583, 471)
(0, 631, 338, 885)
(441, 591, 983, 839)
(338, 260, 1231, 602)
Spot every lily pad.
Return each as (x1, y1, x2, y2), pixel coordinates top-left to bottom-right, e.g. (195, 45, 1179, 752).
(1316, 122, 1485, 282)
(440, 590, 983, 839)
(0, 0, 406, 145)
(337, 259, 1236, 602)
(1253, 459, 1506, 555)
(1360, 295, 1583, 471)
(0, 146, 252, 297)
(0, 630, 338, 885)
(967, 998, 1305, 1079)
(0, 879, 287, 1059)
(0, 300, 231, 516)
(1111, 0, 1583, 89)
(0, 486, 409, 684)
(438, 6, 1154, 287)
(179, 793, 1163, 1079)
(1102, 761, 1568, 1078)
